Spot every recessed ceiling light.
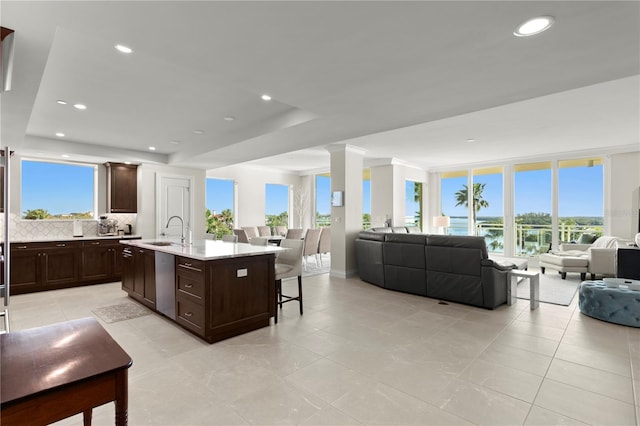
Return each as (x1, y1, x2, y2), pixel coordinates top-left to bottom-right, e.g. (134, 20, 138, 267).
(193, 129, 205, 135)
(514, 16, 555, 37)
(56, 100, 67, 105)
(61, 154, 70, 158)
(170, 140, 181, 145)
(115, 44, 133, 54)
(223, 116, 235, 121)
(261, 94, 272, 101)
(467, 138, 476, 143)
(55, 132, 65, 137)
(73, 103, 87, 110)
(124, 161, 132, 165)
(148, 146, 156, 151)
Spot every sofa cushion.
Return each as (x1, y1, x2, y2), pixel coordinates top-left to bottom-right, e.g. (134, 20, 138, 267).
(391, 226, 408, 233)
(426, 235, 489, 259)
(405, 226, 422, 234)
(383, 234, 426, 268)
(370, 227, 393, 233)
(357, 231, 387, 241)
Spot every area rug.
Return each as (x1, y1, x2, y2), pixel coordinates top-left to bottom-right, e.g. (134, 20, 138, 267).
(516, 268, 580, 306)
(92, 302, 152, 323)
(303, 254, 330, 277)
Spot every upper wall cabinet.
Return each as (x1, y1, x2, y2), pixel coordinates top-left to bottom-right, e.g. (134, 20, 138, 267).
(105, 162, 138, 213)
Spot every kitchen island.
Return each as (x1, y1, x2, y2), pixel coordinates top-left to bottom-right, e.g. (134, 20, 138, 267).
(119, 239, 282, 343)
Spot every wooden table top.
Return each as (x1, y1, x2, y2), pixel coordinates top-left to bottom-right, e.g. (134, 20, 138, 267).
(1, 317, 132, 404)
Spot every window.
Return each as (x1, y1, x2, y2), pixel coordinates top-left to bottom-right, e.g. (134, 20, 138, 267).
(316, 174, 331, 227)
(558, 158, 603, 242)
(265, 183, 288, 228)
(363, 170, 371, 229)
(473, 167, 503, 254)
(514, 162, 552, 255)
(21, 160, 96, 219)
(205, 178, 234, 238)
(405, 180, 422, 229)
(441, 171, 469, 235)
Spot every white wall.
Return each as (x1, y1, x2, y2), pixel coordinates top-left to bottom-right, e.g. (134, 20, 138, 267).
(607, 151, 640, 239)
(206, 165, 302, 229)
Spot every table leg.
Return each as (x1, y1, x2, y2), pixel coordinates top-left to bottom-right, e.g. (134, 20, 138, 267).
(529, 273, 539, 310)
(114, 369, 128, 426)
(83, 409, 93, 426)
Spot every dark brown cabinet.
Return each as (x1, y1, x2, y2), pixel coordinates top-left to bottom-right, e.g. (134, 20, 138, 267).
(176, 254, 275, 343)
(121, 248, 276, 343)
(105, 162, 137, 213)
(80, 240, 122, 282)
(10, 241, 80, 294)
(10, 238, 139, 295)
(122, 247, 155, 309)
(176, 256, 205, 334)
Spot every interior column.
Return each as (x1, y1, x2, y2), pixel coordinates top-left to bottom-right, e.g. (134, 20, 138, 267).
(328, 145, 364, 279)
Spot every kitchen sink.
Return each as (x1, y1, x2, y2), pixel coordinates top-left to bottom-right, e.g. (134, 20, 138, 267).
(146, 241, 175, 246)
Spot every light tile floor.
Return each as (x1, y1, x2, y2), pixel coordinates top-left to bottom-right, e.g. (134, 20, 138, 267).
(6, 272, 640, 425)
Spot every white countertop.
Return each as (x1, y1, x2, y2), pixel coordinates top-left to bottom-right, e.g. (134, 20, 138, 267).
(120, 239, 284, 261)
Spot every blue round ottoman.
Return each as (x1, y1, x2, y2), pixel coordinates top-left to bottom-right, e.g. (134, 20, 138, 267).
(578, 281, 640, 327)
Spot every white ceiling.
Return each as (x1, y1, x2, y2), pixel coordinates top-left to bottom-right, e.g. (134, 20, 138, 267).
(1, 1, 639, 174)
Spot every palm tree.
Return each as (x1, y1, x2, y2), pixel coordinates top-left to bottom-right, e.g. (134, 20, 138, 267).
(454, 183, 489, 224)
(413, 182, 423, 229)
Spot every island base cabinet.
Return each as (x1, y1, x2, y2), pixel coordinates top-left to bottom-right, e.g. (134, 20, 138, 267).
(205, 255, 274, 343)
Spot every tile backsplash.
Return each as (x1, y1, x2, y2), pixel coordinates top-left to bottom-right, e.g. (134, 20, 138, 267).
(1, 213, 137, 241)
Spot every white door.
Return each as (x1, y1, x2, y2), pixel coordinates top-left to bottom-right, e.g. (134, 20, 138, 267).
(156, 175, 192, 239)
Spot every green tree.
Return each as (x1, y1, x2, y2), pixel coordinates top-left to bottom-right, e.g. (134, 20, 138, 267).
(206, 208, 233, 239)
(23, 209, 51, 219)
(413, 182, 423, 229)
(454, 183, 489, 224)
(266, 211, 288, 228)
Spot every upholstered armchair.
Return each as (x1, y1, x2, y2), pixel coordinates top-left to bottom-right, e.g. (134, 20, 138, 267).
(560, 236, 624, 280)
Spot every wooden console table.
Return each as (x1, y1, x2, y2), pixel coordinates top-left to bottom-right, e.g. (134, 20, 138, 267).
(1, 317, 132, 425)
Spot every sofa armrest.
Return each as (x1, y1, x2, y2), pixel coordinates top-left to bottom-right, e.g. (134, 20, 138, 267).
(559, 243, 591, 252)
(482, 258, 516, 271)
(588, 248, 617, 275)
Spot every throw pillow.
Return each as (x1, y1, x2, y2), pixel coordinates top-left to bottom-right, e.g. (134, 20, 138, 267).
(577, 233, 596, 244)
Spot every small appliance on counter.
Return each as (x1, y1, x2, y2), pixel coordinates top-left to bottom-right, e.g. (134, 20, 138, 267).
(98, 215, 118, 236)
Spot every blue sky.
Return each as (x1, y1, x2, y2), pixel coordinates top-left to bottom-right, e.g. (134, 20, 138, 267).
(22, 161, 95, 215)
(441, 165, 603, 218)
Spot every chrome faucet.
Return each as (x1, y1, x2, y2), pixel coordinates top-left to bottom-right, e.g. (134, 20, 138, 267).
(165, 215, 184, 243)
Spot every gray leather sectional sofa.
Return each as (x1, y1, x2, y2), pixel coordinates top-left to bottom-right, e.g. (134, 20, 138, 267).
(355, 227, 518, 309)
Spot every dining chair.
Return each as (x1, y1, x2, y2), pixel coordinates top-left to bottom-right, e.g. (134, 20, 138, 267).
(242, 226, 259, 239)
(285, 228, 304, 240)
(250, 237, 269, 246)
(221, 234, 238, 242)
(274, 239, 304, 324)
(257, 226, 272, 237)
(233, 229, 250, 243)
(317, 227, 331, 266)
(275, 225, 288, 237)
(302, 228, 322, 269)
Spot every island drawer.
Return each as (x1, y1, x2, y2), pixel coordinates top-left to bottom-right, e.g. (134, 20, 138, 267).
(176, 296, 205, 334)
(176, 269, 204, 303)
(176, 256, 204, 273)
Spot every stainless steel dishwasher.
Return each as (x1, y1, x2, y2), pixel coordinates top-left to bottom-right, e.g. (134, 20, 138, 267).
(155, 251, 176, 319)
